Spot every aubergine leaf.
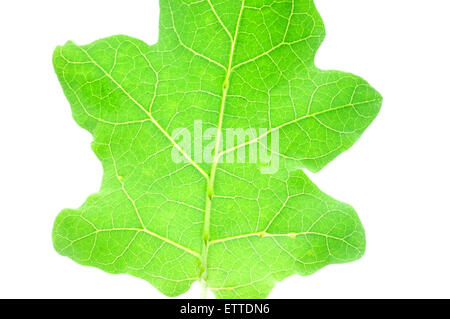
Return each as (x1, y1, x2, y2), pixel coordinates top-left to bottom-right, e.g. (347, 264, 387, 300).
(52, 0, 382, 298)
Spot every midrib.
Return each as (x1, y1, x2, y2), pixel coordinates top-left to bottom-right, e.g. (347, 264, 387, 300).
(199, 0, 246, 299)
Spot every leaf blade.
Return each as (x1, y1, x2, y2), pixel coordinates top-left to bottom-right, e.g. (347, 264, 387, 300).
(52, 0, 381, 298)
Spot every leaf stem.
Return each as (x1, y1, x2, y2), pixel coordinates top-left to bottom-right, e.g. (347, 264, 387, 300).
(198, 0, 246, 299)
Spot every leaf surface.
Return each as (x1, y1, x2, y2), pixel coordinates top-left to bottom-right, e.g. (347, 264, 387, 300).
(52, 0, 382, 298)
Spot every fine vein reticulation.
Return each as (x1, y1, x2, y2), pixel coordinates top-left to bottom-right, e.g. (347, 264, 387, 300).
(52, 0, 382, 299)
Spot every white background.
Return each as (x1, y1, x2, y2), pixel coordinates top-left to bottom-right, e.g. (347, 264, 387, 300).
(1, 0, 449, 299)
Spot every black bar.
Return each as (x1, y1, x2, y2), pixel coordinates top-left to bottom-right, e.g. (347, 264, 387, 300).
(0, 299, 448, 317)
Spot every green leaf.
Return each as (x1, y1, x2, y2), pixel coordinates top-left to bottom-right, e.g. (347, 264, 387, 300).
(52, 0, 382, 298)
